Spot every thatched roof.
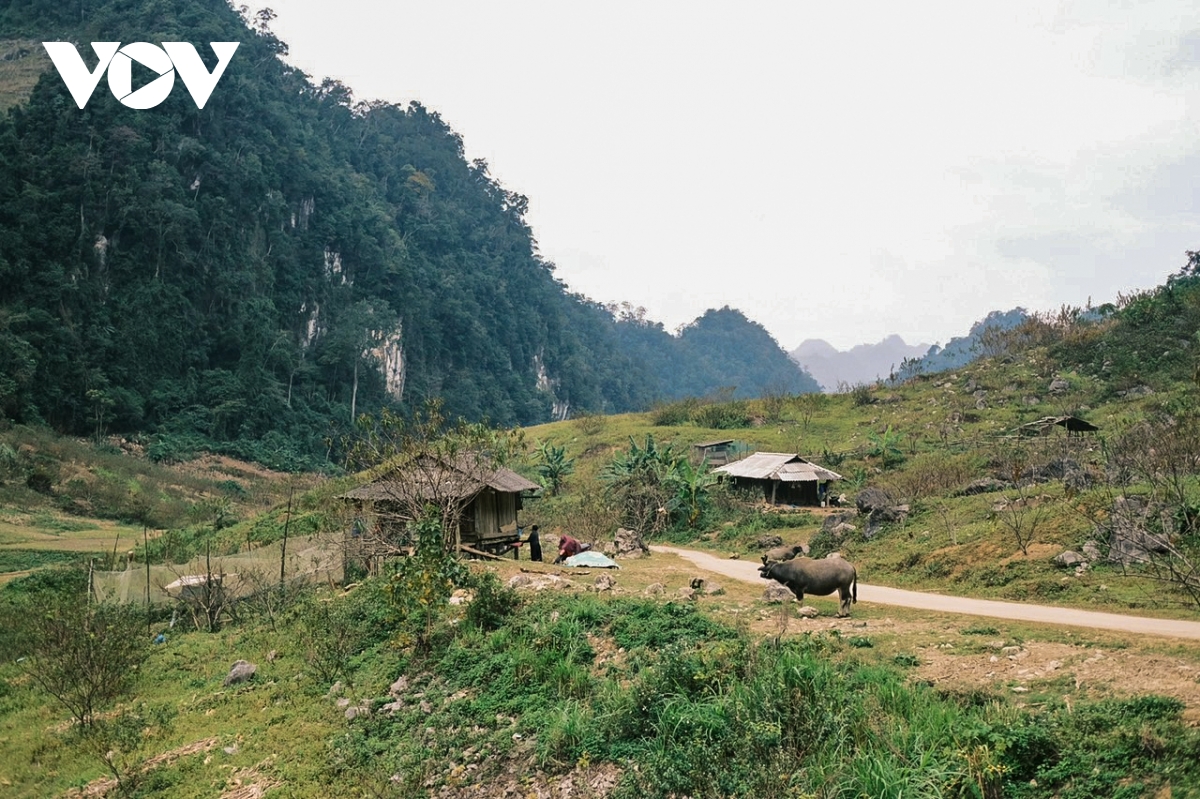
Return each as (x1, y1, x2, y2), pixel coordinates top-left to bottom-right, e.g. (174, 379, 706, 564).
(714, 452, 842, 482)
(1017, 415, 1100, 435)
(341, 456, 539, 502)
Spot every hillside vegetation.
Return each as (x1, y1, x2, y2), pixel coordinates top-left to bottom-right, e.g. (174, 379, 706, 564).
(0, 0, 815, 472)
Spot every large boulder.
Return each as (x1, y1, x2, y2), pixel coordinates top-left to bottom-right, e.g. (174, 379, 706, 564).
(1053, 550, 1086, 569)
(752, 534, 784, 550)
(224, 660, 256, 686)
(850, 489, 910, 540)
(855, 487, 894, 515)
(762, 583, 795, 603)
(612, 528, 649, 559)
(1105, 497, 1172, 566)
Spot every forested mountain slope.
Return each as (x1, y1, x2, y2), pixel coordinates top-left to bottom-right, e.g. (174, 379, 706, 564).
(0, 0, 815, 467)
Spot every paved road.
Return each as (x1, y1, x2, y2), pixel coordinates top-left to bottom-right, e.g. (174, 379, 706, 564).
(652, 546, 1200, 641)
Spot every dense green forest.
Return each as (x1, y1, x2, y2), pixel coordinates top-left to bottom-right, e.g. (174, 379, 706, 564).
(0, 0, 816, 468)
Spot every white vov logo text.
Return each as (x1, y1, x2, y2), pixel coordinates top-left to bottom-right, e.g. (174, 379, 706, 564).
(42, 42, 239, 110)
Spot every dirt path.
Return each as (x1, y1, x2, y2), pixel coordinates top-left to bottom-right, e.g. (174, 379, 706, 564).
(653, 546, 1200, 641)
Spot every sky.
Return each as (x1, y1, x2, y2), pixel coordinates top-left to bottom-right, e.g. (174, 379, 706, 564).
(261, 0, 1200, 352)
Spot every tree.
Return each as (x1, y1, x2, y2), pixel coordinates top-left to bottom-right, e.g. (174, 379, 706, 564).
(343, 399, 526, 553)
(601, 435, 715, 534)
(18, 597, 149, 730)
(991, 440, 1047, 557)
(534, 439, 575, 496)
(1085, 407, 1200, 607)
(866, 425, 906, 470)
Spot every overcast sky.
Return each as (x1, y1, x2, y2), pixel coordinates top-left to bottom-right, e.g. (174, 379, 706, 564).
(262, 0, 1200, 351)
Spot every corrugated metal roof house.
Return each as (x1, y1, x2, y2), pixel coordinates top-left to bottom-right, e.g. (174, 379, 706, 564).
(714, 452, 843, 506)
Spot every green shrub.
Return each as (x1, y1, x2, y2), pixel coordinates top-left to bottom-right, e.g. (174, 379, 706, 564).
(650, 399, 699, 427)
(691, 400, 752, 429)
(464, 571, 520, 631)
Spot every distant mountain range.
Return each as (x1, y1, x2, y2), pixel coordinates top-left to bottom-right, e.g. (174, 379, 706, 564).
(789, 335, 930, 391)
(790, 309, 1032, 391)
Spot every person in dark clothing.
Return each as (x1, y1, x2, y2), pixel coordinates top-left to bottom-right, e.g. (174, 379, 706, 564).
(528, 524, 542, 562)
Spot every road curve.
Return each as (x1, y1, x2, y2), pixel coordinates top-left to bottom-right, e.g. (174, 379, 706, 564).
(652, 546, 1200, 642)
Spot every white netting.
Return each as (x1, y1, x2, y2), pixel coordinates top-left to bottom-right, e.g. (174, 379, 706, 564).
(90, 534, 343, 605)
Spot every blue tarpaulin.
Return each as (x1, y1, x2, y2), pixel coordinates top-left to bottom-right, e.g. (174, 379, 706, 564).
(563, 551, 620, 568)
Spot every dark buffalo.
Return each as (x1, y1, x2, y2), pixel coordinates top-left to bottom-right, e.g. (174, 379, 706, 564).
(763, 543, 807, 562)
(758, 554, 858, 617)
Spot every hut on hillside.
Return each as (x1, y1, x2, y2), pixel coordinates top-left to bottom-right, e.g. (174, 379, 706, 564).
(692, 439, 738, 466)
(341, 455, 540, 567)
(1015, 415, 1100, 437)
(714, 452, 843, 506)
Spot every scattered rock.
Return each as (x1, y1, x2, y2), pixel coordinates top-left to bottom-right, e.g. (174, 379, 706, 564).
(448, 589, 473, 605)
(822, 511, 858, 533)
(389, 676, 408, 697)
(677, 587, 697, 601)
(762, 584, 795, 603)
(594, 575, 616, 592)
(643, 583, 665, 596)
(830, 522, 857, 537)
(327, 681, 344, 697)
(223, 660, 256, 687)
(507, 573, 573, 592)
(266, 649, 278, 662)
(956, 477, 1011, 496)
(420, 700, 433, 714)
(1118, 384, 1155, 399)
(336, 698, 351, 708)
(506, 574, 535, 589)
(1082, 540, 1102, 561)
(796, 606, 819, 618)
(1053, 551, 1086, 569)
(703, 582, 725, 596)
(1048, 378, 1070, 394)
(753, 534, 784, 550)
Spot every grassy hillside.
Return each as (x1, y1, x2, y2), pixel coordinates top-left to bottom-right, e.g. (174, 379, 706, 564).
(0, 40, 47, 113)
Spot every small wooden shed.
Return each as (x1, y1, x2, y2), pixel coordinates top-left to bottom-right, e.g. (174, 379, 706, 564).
(342, 456, 539, 560)
(692, 439, 737, 466)
(1016, 415, 1100, 437)
(714, 452, 842, 506)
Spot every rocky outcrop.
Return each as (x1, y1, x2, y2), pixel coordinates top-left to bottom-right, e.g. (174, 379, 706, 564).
(1104, 497, 1172, 566)
(956, 477, 1010, 496)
